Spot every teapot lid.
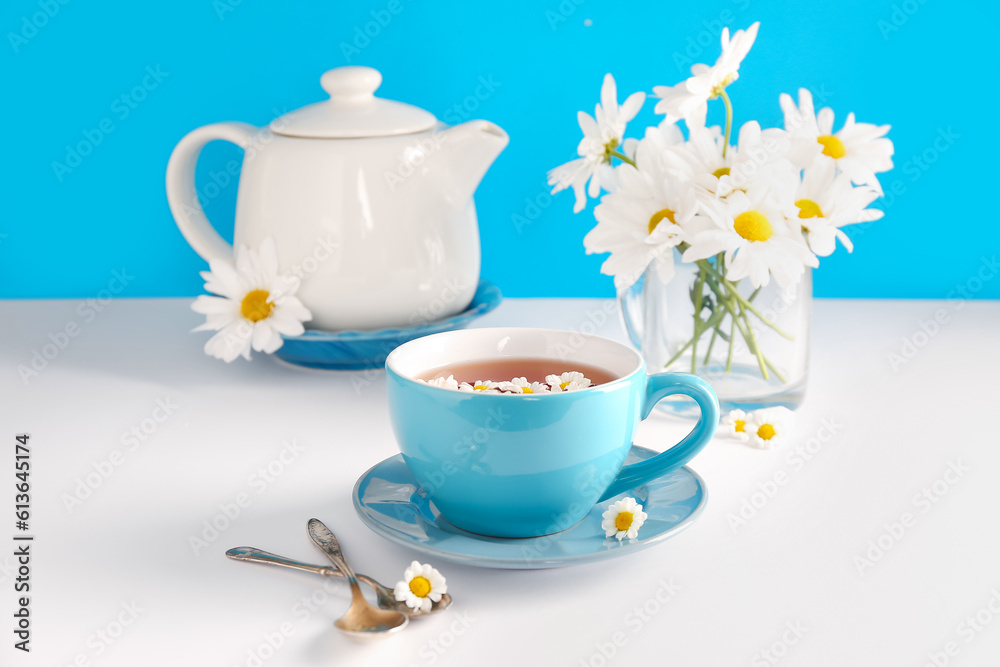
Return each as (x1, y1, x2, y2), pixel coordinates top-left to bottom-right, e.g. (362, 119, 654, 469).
(270, 66, 437, 139)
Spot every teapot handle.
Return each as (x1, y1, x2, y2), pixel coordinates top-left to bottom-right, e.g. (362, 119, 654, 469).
(165, 122, 256, 262)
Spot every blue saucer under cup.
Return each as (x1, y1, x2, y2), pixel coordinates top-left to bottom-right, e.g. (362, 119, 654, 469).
(384, 327, 719, 538)
(352, 446, 707, 569)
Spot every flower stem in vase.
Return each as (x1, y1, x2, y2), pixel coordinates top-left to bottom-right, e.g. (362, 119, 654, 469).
(669, 254, 793, 384)
(725, 316, 736, 372)
(695, 260, 795, 340)
(736, 299, 769, 380)
(691, 267, 707, 372)
(703, 324, 719, 365)
(662, 298, 728, 369)
(701, 253, 725, 364)
(723, 288, 789, 384)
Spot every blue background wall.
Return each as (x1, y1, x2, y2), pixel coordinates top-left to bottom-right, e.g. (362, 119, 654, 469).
(2, 0, 997, 300)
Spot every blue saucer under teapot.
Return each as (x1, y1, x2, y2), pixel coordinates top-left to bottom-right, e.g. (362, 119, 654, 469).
(273, 280, 502, 370)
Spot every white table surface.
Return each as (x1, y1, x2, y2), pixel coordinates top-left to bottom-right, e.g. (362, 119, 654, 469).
(2, 296, 999, 667)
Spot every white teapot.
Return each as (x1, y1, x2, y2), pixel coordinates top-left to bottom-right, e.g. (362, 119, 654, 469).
(166, 66, 508, 331)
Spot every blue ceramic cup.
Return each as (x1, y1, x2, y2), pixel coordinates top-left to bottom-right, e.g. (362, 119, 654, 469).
(385, 327, 719, 538)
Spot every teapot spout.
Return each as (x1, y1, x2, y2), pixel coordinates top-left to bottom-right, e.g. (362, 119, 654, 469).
(438, 120, 509, 200)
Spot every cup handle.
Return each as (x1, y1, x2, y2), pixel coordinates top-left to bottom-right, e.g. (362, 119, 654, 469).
(165, 122, 257, 263)
(598, 373, 719, 502)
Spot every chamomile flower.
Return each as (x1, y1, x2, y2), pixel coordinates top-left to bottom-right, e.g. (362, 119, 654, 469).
(545, 371, 592, 392)
(393, 561, 447, 613)
(419, 375, 460, 390)
(779, 88, 893, 194)
(794, 158, 884, 257)
(499, 377, 550, 394)
(586, 133, 710, 289)
(652, 22, 760, 124)
(601, 497, 648, 540)
(722, 409, 751, 441)
(745, 407, 793, 449)
(659, 120, 731, 195)
(548, 73, 646, 213)
(458, 379, 501, 393)
(191, 237, 312, 362)
(684, 189, 819, 290)
(713, 121, 795, 200)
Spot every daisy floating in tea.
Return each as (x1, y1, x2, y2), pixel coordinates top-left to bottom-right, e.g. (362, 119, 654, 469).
(418, 372, 595, 394)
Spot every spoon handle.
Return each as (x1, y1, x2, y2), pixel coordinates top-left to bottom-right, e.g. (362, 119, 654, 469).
(226, 546, 339, 577)
(226, 546, 394, 596)
(307, 518, 360, 584)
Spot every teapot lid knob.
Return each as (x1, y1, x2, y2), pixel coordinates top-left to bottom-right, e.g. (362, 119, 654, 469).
(270, 66, 437, 138)
(320, 66, 382, 101)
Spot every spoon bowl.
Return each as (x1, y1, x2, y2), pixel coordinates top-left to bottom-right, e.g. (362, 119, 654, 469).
(307, 519, 408, 636)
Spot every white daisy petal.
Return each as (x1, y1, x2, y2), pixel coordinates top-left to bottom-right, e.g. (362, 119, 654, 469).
(266, 311, 307, 337)
(250, 321, 278, 352)
(203, 320, 252, 363)
(191, 294, 238, 318)
(419, 375, 460, 390)
(201, 259, 246, 300)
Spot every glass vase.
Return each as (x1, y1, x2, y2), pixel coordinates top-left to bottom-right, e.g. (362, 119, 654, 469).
(620, 251, 810, 416)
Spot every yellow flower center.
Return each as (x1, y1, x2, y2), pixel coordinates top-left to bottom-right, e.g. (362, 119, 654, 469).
(795, 199, 823, 219)
(602, 137, 619, 163)
(615, 512, 634, 531)
(648, 207, 677, 235)
(521, 386, 534, 394)
(710, 74, 736, 98)
(240, 290, 273, 322)
(560, 381, 571, 391)
(408, 576, 431, 598)
(712, 167, 731, 178)
(734, 419, 746, 433)
(473, 384, 489, 391)
(734, 210, 773, 242)
(817, 135, 846, 159)
(757, 423, 777, 440)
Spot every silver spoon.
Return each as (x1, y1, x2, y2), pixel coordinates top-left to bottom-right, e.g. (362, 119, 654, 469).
(225, 546, 451, 617)
(306, 518, 408, 636)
